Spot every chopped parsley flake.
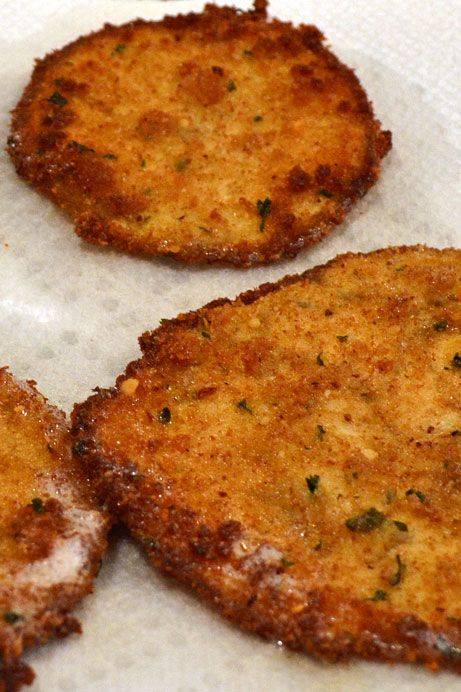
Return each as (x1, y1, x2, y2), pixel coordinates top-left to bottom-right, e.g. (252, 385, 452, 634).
(369, 590, 387, 602)
(406, 488, 426, 503)
(227, 79, 237, 92)
(201, 330, 211, 339)
(72, 440, 87, 457)
(389, 554, 405, 586)
(236, 399, 252, 414)
(140, 537, 160, 550)
(319, 188, 333, 198)
(48, 91, 68, 107)
(280, 557, 295, 568)
(69, 140, 95, 153)
(31, 497, 45, 513)
(158, 407, 171, 424)
(103, 153, 118, 160)
(243, 49, 254, 57)
(254, 115, 263, 122)
(256, 197, 272, 232)
(433, 320, 449, 331)
(316, 424, 326, 440)
(452, 353, 461, 368)
(316, 353, 325, 366)
(346, 507, 385, 533)
(393, 520, 408, 532)
(336, 335, 348, 342)
(175, 158, 191, 172)
(385, 488, 396, 503)
(114, 43, 126, 55)
(306, 474, 320, 494)
(3, 612, 21, 624)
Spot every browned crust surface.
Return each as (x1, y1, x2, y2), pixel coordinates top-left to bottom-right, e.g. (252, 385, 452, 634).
(71, 245, 461, 673)
(8, 2, 391, 266)
(0, 369, 109, 690)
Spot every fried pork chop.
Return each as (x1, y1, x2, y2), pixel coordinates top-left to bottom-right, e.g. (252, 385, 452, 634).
(0, 370, 108, 690)
(72, 246, 461, 672)
(8, 2, 390, 266)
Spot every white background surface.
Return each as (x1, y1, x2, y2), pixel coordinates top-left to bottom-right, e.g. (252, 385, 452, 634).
(0, 1, 460, 690)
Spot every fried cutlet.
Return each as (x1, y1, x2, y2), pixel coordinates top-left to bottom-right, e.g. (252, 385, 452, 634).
(72, 245, 461, 672)
(0, 369, 108, 690)
(8, 1, 391, 266)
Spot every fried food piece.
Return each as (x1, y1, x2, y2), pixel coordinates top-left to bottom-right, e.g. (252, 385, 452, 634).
(72, 246, 461, 672)
(8, 2, 391, 266)
(0, 370, 108, 690)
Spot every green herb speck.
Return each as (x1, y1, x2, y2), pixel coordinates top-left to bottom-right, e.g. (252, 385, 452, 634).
(114, 43, 126, 55)
(306, 474, 320, 494)
(158, 407, 171, 424)
(48, 91, 68, 107)
(406, 488, 426, 503)
(227, 79, 237, 92)
(103, 153, 118, 160)
(72, 440, 87, 457)
(385, 488, 397, 503)
(3, 612, 21, 624)
(280, 557, 295, 568)
(243, 49, 254, 57)
(141, 537, 160, 550)
(393, 520, 408, 532)
(316, 353, 325, 366)
(175, 158, 191, 172)
(433, 320, 449, 331)
(316, 424, 326, 440)
(201, 330, 211, 339)
(319, 188, 333, 198)
(31, 497, 45, 513)
(346, 507, 385, 533)
(369, 590, 387, 602)
(389, 554, 405, 586)
(254, 115, 263, 122)
(452, 353, 461, 368)
(337, 335, 348, 342)
(69, 140, 95, 153)
(256, 197, 272, 231)
(236, 399, 253, 414)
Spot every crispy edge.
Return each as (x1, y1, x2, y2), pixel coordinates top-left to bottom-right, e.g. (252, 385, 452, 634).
(0, 369, 109, 690)
(70, 245, 461, 672)
(7, 4, 391, 266)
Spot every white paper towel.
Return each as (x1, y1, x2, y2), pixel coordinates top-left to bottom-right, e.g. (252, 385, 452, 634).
(0, 1, 460, 690)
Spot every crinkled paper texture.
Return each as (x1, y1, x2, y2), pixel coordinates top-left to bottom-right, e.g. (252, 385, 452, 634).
(0, 1, 460, 689)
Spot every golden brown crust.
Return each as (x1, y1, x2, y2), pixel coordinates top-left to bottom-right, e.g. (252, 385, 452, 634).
(8, 3, 391, 266)
(0, 369, 109, 690)
(72, 245, 461, 673)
